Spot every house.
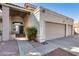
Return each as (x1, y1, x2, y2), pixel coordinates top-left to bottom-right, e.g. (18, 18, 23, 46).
(0, 3, 74, 42)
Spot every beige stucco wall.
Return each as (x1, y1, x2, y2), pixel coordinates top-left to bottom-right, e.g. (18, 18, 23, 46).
(12, 16, 24, 22)
(2, 6, 10, 41)
(28, 13, 40, 40)
(0, 16, 12, 33)
(40, 7, 73, 25)
(33, 7, 46, 42)
(38, 7, 74, 42)
(10, 16, 24, 33)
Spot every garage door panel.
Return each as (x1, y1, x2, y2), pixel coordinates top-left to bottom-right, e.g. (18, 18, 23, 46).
(68, 25, 72, 36)
(45, 22, 65, 40)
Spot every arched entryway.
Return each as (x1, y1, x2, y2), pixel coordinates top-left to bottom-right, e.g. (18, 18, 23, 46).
(12, 16, 25, 38)
(12, 22, 24, 37)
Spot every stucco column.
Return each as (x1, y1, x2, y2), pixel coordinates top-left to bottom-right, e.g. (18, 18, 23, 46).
(65, 24, 69, 37)
(2, 6, 10, 41)
(39, 19, 46, 43)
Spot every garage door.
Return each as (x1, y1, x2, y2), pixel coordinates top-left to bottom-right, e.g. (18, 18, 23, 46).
(45, 22, 65, 40)
(68, 25, 72, 36)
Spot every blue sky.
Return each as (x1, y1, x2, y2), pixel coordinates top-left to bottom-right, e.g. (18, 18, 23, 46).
(15, 3, 79, 21)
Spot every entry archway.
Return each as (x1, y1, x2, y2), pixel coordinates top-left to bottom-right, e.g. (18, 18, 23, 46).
(12, 16, 25, 38)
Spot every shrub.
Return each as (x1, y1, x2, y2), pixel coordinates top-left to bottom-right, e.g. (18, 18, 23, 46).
(26, 27, 37, 42)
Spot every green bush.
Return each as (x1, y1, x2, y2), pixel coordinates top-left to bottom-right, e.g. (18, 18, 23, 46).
(26, 27, 37, 41)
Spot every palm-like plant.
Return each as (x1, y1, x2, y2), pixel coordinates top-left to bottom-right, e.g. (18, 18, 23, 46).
(26, 27, 37, 42)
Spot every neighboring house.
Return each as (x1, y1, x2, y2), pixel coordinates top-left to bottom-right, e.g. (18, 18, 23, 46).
(74, 21, 79, 34)
(0, 3, 74, 43)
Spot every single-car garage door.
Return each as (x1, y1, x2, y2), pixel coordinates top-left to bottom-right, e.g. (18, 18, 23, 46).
(45, 22, 65, 40)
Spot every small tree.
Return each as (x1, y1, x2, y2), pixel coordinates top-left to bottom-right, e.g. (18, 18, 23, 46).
(26, 27, 37, 42)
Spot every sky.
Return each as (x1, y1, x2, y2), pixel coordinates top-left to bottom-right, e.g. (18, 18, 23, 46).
(15, 3, 79, 21)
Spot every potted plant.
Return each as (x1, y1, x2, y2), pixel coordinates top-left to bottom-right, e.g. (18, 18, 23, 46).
(26, 27, 37, 42)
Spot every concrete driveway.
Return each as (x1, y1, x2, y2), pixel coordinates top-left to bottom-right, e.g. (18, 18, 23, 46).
(43, 35, 79, 56)
(17, 35, 79, 56)
(26, 35, 79, 56)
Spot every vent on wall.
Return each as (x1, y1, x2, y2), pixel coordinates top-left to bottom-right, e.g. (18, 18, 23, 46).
(42, 9, 45, 13)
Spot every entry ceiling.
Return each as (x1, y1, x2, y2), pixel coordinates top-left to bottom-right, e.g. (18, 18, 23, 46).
(10, 8, 28, 18)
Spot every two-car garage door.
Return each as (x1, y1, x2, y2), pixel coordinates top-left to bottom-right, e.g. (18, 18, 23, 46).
(45, 22, 72, 40)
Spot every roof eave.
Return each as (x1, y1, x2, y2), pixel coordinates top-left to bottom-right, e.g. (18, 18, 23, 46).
(0, 3, 32, 13)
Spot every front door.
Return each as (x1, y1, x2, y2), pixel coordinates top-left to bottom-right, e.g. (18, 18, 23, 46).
(13, 22, 24, 37)
(19, 26, 24, 34)
(17, 25, 24, 37)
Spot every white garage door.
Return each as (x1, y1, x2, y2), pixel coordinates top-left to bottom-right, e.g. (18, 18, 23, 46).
(68, 25, 72, 36)
(45, 22, 65, 40)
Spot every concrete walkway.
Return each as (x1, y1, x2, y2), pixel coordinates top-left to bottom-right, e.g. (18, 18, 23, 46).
(17, 40, 41, 56)
(0, 40, 19, 56)
(17, 35, 79, 56)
